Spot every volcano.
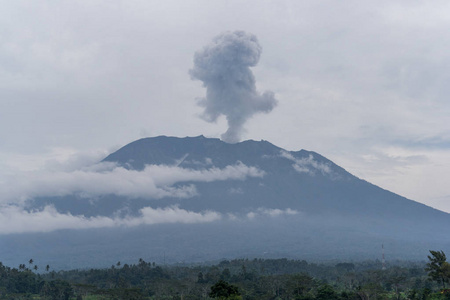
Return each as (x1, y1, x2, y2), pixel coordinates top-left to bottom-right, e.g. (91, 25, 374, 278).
(2, 136, 449, 269)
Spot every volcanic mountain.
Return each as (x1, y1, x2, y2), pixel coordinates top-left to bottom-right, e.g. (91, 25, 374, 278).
(2, 136, 449, 269)
(103, 136, 445, 219)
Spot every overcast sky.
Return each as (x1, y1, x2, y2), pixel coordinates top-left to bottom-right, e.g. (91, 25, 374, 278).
(2, 0, 450, 214)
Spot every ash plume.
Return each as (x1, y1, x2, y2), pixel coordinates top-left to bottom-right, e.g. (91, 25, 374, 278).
(190, 31, 277, 143)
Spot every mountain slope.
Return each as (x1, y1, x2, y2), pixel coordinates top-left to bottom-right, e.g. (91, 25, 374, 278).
(103, 135, 448, 221)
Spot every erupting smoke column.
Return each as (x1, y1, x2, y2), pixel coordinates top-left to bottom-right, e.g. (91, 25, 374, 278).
(190, 31, 277, 143)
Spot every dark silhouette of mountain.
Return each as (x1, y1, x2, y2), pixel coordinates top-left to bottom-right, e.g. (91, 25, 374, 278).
(102, 136, 447, 221)
(2, 135, 449, 269)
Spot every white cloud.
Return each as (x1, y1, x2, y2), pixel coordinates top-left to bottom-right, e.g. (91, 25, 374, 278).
(259, 208, 298, 217)
(334, 147, 450, 213)
(0, 205, 221, 234)
(246, 211, 257, 220)
(246, 207, 299, 219)
(0, 204, 301, 234)
(179, 157, 214, 168)
(227, 213, 238, 221)
(280, 151, 331, 175)
(0, 162, 265, 204)
(149, 161, 265, 185)
(0, 147, 110, 174)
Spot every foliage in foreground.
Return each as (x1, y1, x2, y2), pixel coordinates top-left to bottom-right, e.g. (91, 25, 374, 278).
(0, 250, 449, 299)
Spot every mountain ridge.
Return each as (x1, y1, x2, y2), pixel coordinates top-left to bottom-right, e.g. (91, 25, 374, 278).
(102, 135, 447, 218)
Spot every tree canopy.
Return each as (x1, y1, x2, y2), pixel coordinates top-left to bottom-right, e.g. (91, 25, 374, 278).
(426, 250, 450, 288)
(209, 280, 241, 299)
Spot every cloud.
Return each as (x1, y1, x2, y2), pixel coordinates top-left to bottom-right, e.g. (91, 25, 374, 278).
(190, 31, 277, 143)
(0, 205, 221, 234)
(0, 162, 265, 204)
(179, 157, 214, 168)
(335, 146, 450, 213)
(280, 151, 331, 175)
(228, 187, 243, 195)
(0, 204, 302, 234)
(0, 147, 111, 174)
(246, 207, 299, 219)
(259, 208, 298, 217)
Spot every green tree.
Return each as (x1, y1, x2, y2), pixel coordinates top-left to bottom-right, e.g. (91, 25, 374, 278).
(197, 271, 205, 283)
(357, 283, 386, 300)
(221, 268, 231, 281)
(336, 263, 355, 273)
(316, 284, 339, 300)
(286, 273, 314, 297)
(426, 250, 449, 288)
(40, 279, 73, 300)
(209, 280, 241, 300)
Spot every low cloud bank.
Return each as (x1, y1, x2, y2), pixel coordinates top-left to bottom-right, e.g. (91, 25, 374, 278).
(0, 205, 221, 234)
(0, 205, 299, 234)
(0, 162, 265, 204)
(0, 151, 272, 233)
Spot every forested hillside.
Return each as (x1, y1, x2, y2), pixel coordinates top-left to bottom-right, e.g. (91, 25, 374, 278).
(1, 252, 449, 299)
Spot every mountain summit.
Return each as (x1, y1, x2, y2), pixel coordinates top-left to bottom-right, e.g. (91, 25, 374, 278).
(102, 135, 356, 214)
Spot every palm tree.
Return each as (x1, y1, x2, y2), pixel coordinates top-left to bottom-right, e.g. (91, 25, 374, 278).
(426, 250, 449, 289)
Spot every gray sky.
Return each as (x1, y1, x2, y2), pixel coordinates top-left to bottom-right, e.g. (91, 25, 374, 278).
(2, 0, 450, 215)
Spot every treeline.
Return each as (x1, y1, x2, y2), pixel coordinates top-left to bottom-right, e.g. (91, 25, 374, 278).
(0, 253, 449, 299)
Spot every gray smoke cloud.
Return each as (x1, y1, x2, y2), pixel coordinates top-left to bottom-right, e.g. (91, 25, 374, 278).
(190, 31, 277, 143)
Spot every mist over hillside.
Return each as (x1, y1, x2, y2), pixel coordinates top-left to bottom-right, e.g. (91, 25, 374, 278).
(2, 136, 449, 269)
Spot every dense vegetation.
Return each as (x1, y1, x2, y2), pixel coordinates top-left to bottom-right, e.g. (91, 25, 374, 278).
(0, 251, 449, 299)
